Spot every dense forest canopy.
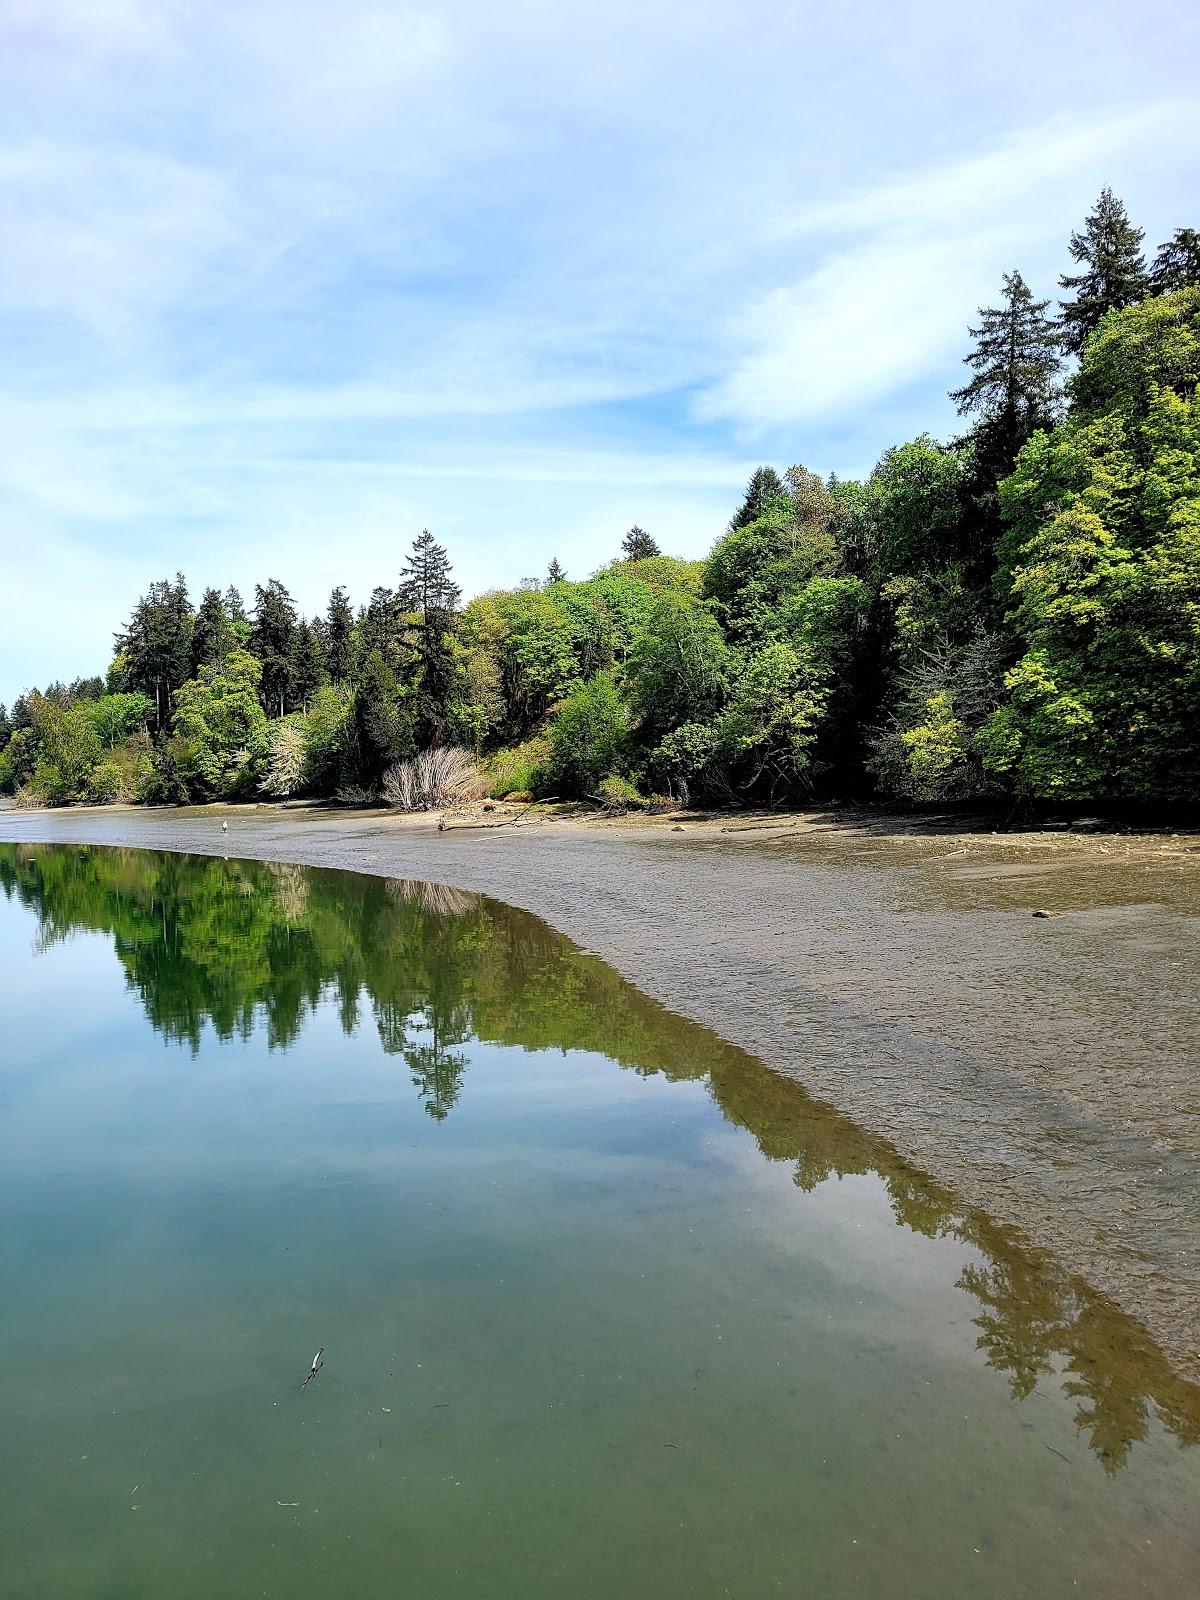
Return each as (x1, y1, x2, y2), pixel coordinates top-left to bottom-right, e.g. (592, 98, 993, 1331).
(3, 191, 1198, 813)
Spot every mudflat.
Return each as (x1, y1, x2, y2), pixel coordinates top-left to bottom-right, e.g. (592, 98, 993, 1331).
(2, 800, 1197, 1378)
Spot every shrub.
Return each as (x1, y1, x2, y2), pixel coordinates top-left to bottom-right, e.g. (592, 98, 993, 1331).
(595, 773, 645, 810)
(382, 747, 488, 811)
(484, 735, 550, 798)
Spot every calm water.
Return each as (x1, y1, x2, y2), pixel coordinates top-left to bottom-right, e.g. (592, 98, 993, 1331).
(1, 845, 1197, 1599)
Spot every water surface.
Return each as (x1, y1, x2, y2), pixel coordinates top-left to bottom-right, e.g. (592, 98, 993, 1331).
(1, 844, 1197, 1599)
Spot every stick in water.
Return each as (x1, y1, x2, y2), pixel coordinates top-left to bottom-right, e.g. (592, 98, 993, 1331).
(301, 1348, 324, 1390)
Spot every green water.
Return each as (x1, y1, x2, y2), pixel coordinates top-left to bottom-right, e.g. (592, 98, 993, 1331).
(1, 845, 1197, 1599)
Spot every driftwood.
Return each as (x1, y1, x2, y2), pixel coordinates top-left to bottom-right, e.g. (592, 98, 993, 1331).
(301, 1348, 324, 1390)
(719, 822, 799, 835)
(438, 797, 560, 832)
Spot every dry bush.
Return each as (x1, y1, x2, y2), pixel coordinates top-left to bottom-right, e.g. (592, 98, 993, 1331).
(382, 747, 488, 811)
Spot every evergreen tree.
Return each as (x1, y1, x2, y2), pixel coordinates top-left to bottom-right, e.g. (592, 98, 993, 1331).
(291, 620, 327, 709)
(729, 467, 786, 531)
(115, 573, 193, 730)
(547, 557, 567, 584)
(191, 587, 232, 674)
(1058, 188, 1148, 356)
(223, 586, 248, 623)
(325, 585, 355, 680)
(621, 525, 660, 560)
(399, 530, 461, 745)
(951, 270, 1061, 469)
(1149, 228, 1200, 295)
(251, 579, 299, 717)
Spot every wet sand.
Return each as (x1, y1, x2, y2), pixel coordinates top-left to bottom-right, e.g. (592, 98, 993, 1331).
(2, 800, 1198, 1377)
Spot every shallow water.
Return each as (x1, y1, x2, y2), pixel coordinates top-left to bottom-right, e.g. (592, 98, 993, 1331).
(1, 843, 1198, 1599)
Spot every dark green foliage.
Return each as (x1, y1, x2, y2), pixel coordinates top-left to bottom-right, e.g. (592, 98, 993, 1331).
(324, 586, 355, 680)
(1149, 229, 1200, 295)
(728, 466, 787, 530)
(191, 587, 233, 674)
(1058, 188, 1148, 357)
(251, 579, 299, 717)
(621, 525, 660, 560)
(543, 672, 628, 795)
(547, 557, 567, 584)
(114, 574, 193, 730)
(951, 270, 1061, 473)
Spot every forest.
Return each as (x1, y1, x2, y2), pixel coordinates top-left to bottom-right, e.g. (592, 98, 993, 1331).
(2, 192, 1198, 814)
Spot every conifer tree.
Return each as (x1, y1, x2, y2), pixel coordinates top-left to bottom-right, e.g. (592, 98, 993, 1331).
(729, 466, 786, 531)
(1058, 188, 1148, 355)
(325, 586, 355, 681)
(290, 620, 327, 710)
(547, 557, 567, 584)
(251, 579, 299, 717)
(191, 587, 232, 674)
(1149, 228, 1200, 294)
(621, 525, 660, 560)
(116, 573, 193, 730)
(399, 530, 461, 744)
(223, 586, 248, 623)
(951, 270, 1061, 468)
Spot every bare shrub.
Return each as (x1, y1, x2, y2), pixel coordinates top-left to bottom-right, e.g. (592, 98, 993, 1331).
(382, 747, 488, 811)
(335, 783, 378, 807)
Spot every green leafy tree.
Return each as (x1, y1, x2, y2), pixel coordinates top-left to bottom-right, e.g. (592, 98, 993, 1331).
(89, 692, 154, 749)
(170, 647, 271, 800)
(986, 289, 1200, 802)
(543, 672, 628, 795)
(1149, 228, 1200, 295)
(1058, 188, 1148, 356)
(627, 593, 729, 736)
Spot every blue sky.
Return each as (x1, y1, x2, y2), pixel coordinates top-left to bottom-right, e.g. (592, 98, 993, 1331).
(1, 0, 1197, 702)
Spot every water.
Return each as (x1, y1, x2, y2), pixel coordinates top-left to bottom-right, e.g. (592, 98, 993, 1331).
(1, 844, 1197, 1599)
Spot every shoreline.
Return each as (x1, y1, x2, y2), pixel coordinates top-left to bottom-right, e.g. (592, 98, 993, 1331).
(2, 799, 1198, 1379)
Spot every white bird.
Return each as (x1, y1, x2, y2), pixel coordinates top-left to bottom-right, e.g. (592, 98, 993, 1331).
(222, 821, 228, 832)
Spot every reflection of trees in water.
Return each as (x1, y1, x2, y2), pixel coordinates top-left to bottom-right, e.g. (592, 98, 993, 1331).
(2, 838, 1197, 1471)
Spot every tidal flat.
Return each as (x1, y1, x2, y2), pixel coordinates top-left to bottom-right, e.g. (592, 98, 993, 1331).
(2, 800, 1197, 1389)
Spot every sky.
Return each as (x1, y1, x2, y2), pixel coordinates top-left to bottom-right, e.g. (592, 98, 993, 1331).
(1, 0, 1197, 702)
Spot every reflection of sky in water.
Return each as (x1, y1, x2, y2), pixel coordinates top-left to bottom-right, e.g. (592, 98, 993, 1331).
(1, 844, 1198, 1600)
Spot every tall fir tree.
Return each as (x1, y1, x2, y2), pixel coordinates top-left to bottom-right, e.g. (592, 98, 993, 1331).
(951, 270, 1061, 470)
(729, 466, 786, 531)
(399, 530, 460, 745)
(251, 579, 299, 717)
(115, 573, 193, 730)
(621, 525, 660, 560)
(325, 586, 355, 681)
(546, 557, 567, 584)
(290, 620, 327, 710)
(191, 587, 232, 674)
(1149, 228, 1200, 295)
(1058, 188, 1148, 356)
(223, 586, 248, 623)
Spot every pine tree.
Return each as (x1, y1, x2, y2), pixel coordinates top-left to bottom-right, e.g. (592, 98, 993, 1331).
(1149, 228, 1200, 295)
(115, 573, 193, 730)
(547, 557, 567, 584)
(399, 531, 461, 745)
(729, 466, 786, 531)
(191, 587, 232, 674)
(1058, 188, 1148, 356)
(621, 525, 660, 561)
(251, 579, 299, 717)
(290, 620, 327, 710)
(223, 586, 248, 623)
(951, 270, 1061, 468)
(325, 586, 355, 681)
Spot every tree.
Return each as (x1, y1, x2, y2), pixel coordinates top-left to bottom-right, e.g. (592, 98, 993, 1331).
(546, 557, 567, 584)
(251, 579, 299, 717)
(291, 620, 327, 710)
(191, 587, 232, 674)
(223, 586, 248, 623)
(951, 270, 1061, 468)
(170, 647, 271, 799)
(325, 586, 355, 680)
(399, 530, 461, 745)
(985, 289, 1200, 802)
(1150, 228, 1200, 295)
(543, 672, 628, 795)
(729, 467, 786, 531)
(621, 525, 660, 561)
(115, 574, 193, 730)
(1058, 188, 1148, 356)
